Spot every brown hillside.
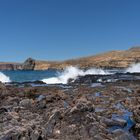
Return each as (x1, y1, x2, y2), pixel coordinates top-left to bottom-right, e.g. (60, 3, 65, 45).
(34, 47, 140, 70)
(0, 47, 140, 70)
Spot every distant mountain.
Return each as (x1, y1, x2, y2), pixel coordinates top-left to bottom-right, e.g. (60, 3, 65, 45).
(34, 47, 140, 70)
(0, 47, 140, 70)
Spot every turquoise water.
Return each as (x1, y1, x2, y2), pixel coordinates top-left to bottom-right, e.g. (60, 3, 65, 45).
(1, 70, 57, 82)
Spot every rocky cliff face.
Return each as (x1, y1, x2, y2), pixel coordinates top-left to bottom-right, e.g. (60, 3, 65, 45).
(0, 63, 22, 70)
(0, 47, 140, 70)
(0, 58, 35, 70)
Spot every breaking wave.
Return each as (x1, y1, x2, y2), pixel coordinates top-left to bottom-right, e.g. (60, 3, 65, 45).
(126, 63, 140, 73)
(0, 72, 11, 83)
(42, 66, 110, 84)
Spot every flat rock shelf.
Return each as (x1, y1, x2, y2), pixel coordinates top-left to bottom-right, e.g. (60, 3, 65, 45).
(0, 73, 140, 140)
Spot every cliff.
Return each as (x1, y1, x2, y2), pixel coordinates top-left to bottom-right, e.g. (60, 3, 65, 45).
(0, 47, 140, 70)
(0, 62, 22, 70)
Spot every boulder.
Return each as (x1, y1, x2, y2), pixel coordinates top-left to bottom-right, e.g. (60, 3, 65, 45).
(19, 99, 34, 108)
(22, 58, 35, 70)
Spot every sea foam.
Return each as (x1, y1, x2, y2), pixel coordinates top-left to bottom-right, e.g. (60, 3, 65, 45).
(0, 72, 11, 83)
(42, 66, 110, 84)
(126, 63, 140, 73)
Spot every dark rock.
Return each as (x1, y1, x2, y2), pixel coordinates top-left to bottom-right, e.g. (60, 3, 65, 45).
(22, 58, 35, 70)
(112, 129, 134, 140)
(37, 100, 46, 109)
(1, 73, 140, 140)
(133, 105, 140, 123)
(76, 103, 94, 112)
(0, 107, 8, 114)
(45, 110, 62, 137)
(101, 117, 127, 127)
(0, 82, 8, 97)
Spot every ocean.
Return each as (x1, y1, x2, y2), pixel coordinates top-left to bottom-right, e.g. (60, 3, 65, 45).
(0, 70, 57, 83)
(0, 64, 140, 84)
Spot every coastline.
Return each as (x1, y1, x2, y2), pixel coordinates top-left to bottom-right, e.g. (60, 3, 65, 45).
(0, 47, 140, 71)
(0, 73, 140, 139)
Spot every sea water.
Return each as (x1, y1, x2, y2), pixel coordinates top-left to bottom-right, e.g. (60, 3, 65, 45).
(0, 63, 140, 84)
(0, 70, 57, 83)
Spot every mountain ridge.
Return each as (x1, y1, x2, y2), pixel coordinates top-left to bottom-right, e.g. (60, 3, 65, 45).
(0, 47, 140, 70)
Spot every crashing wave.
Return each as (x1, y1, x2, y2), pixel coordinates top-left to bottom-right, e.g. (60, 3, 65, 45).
(126, 63, 140, 73)
(0, 72, 11, 83)
(42, 66, 110, 84)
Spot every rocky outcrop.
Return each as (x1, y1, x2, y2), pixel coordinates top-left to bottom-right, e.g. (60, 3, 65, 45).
(22, 58, 35, 70)
(0, 58, 35, 70)
(1, 72, 140, 139)
(0, 63, 22, 70)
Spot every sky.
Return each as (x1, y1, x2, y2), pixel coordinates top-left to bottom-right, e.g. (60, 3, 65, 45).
(0, 0, 140, 62)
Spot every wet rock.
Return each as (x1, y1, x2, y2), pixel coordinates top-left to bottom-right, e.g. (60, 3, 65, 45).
(112, 129, 134, 140)
(101, 117, 127, 127)
(91, 83, 104, 88)
(112, 118, 127, 127)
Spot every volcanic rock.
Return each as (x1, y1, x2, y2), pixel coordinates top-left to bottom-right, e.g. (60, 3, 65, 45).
(22, 58, 35, 70)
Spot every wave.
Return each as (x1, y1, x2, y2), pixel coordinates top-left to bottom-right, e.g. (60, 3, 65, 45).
(42, 66, 110, 84)
(0, 72, 11, 83)
(126, 63, 140, 73)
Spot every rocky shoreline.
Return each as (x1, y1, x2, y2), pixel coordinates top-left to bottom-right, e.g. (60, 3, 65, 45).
(0, 73, 140, 140)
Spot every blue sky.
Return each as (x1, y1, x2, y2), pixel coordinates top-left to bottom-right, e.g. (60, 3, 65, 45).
(0, 0, 140, 62)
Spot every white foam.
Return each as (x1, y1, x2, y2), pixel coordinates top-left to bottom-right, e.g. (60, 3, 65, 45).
(0, 72, 11, 83)
(42, 66, 110, 84)
(126, 63, 140, 73)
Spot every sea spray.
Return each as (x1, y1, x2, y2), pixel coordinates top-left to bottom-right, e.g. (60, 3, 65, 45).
(42, 66, 110, 84)
(126, 63, 140, 73)
(0, 72, 11, 83)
